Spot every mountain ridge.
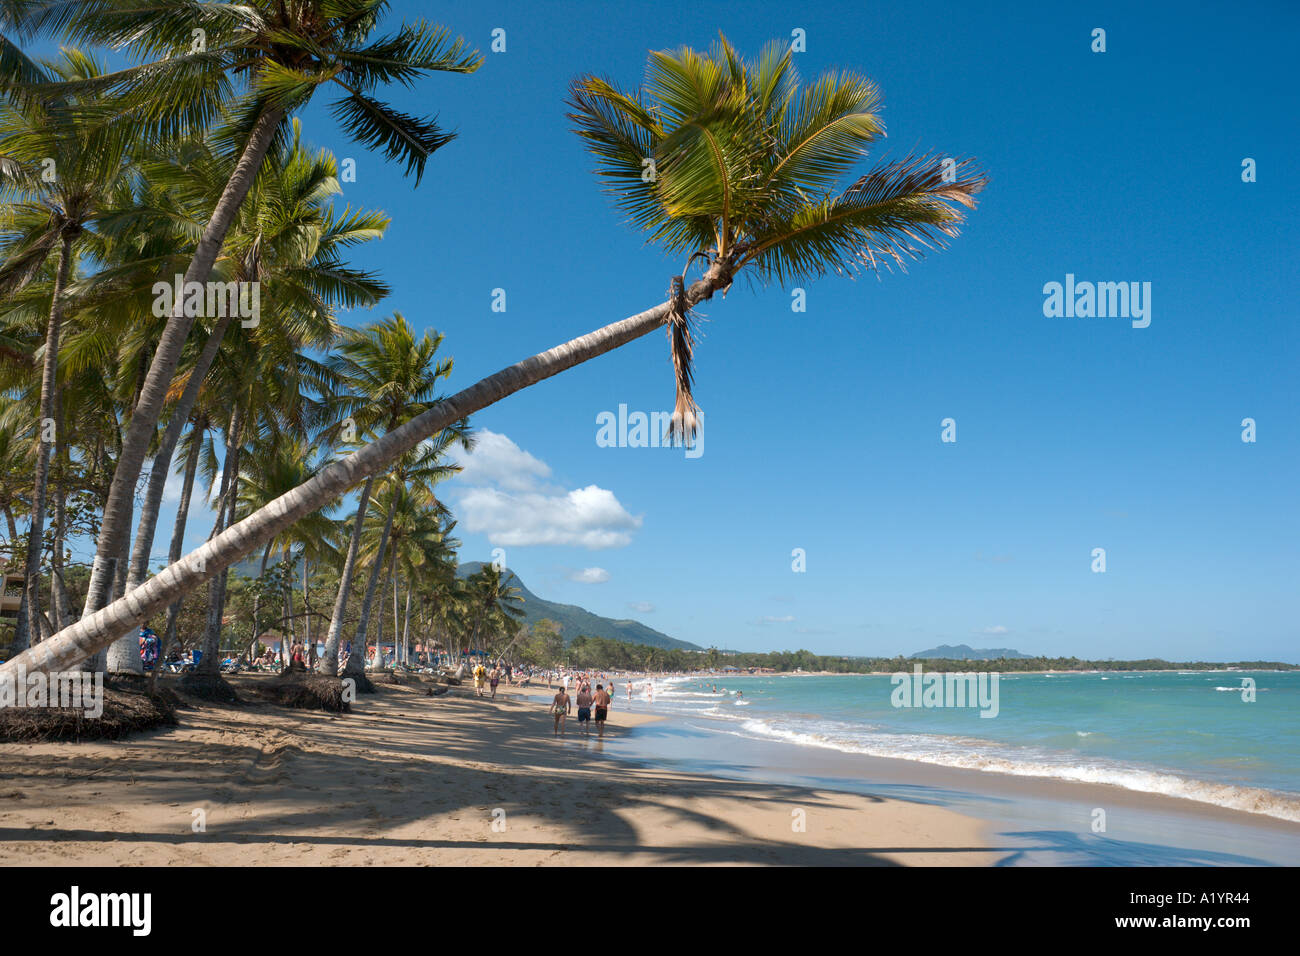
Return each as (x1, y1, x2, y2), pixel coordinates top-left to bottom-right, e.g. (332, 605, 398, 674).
(457, 562, 700, 651)
(909, 643, 1035, 660)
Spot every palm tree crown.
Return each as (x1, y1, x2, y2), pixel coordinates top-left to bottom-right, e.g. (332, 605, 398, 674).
(569, 36, 985, 436)
(20, 0, 482, 182)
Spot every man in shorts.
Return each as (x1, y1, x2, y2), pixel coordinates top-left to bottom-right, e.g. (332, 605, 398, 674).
(593, 683, 612, 737)
(575, 682, 593, 735)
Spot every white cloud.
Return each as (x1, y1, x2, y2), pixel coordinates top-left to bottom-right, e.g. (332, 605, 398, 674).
(627, 601, 654, 613)
(567, 567, 610, 584)
(980, 625, 1009, 635)
(451, 429, 551, 492)
(161, 467, 187, 505)
(451, 430, 641, 550)
(458, 485, 641, 549)
(751, 614, 795, 625)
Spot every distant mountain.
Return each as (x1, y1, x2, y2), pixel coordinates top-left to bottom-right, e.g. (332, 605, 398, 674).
(910, 643, 1035, 660)
(458, 562, 700, 651)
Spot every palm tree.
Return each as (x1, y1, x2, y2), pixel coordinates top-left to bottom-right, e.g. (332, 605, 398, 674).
(339, 418, 465, 683)
(0, 398, 30, 556)
(0, 3, 42, 98)
(15, 0, 480, 620)
(463, 563, 524, 659)
(427, 561, 469, 666)
(0, 48, 140, 650)
(316, 314, 466, 676)
(235, 434, 339, 668)
(102, 124, 387, 673)
(180, 280, 345, 691)
(387, 470, 461, 667)
(396, 512, 458, 667)
(8, 36, 983, 677)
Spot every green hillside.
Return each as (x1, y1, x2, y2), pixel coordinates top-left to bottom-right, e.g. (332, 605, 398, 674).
(458, 562, 699, 651)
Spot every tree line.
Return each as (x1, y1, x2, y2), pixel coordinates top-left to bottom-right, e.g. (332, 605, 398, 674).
(506, 627, 1300, 674)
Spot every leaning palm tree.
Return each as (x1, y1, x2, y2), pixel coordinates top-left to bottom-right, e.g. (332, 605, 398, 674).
(7, 36, 983, 678)
(15, 0, 480, 620)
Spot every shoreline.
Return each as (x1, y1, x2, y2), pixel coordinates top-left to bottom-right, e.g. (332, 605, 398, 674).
(0, 675, 999, 866)
(595, 670, 1300, 823)
(420, 680, 1300, 864)
(586, 684, 1300, 865)
(3, 673, 1294, 866)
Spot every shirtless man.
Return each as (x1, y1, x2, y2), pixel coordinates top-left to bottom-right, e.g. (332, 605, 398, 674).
(575, 682, 594, 735)
(593, 683, 612, 738)
(551, 686, 571, 736)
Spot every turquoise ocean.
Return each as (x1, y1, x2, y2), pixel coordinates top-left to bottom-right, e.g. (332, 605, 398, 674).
(624, 670, 1300, 823)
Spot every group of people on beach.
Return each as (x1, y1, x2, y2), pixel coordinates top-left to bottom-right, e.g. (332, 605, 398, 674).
(463, 662, 618, 738)
(472, 660, 509, 698)
(550, 678, 612, 737)
(249, 639, 309, 671)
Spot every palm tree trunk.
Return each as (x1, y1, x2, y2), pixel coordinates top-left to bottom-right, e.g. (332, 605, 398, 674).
(50, 395, 72, 631)
(118, 314, 237, 650)
(318, 473, 378, 676)
(245, 540, 273, 663)
(13, 231, 73, 653)
(390, 555, 399, 664)
(104, 498, 141, 674)
(2, 506, 17, 552)
(302, 557, 313, 667)
(282, 552, 296, 667)
(158, 421, 203, 672)
(4, 265, 734, 677)
(402, 585, 412, 667)
(194, 411, 243, 677)
(343, 492, 398, 679)
(373, 571, 386, 667)
(79, 107, 286, 622)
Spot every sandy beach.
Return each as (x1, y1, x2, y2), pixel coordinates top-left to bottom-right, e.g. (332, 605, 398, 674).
(0, 676, 999, 866)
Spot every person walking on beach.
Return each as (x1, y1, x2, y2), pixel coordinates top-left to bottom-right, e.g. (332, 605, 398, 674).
(551, 686, 571, 736)
(575, 682, 593, 735)
(489, 664, 501, 699)
(473, 661, 487, 697)
(593, 683, 611, 738)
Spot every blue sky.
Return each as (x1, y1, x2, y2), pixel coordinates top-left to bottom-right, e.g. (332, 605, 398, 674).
(76, 1, 1298, 660)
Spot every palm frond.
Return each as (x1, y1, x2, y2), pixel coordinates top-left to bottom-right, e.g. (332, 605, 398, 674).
(329, 88, 453, 184)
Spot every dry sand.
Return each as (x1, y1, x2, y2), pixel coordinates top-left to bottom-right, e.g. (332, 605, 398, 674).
(0, 674, 998, 866)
